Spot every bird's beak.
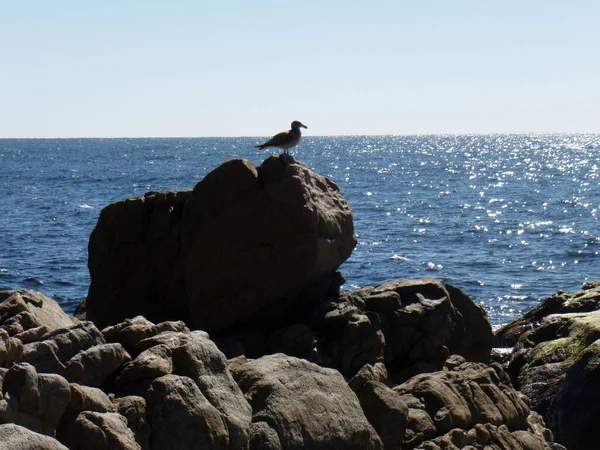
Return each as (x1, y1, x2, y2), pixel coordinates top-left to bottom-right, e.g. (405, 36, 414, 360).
(302, 124, 308, 129)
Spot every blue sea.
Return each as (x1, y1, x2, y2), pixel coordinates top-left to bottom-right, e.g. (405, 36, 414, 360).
(1, 134, 599, 326)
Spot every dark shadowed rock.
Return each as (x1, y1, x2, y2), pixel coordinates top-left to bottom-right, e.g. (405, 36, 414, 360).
(356, 380, 409, 449)
(0, 423, 69, 450)
(111, 395, 151, 450)
(497, 283, 600, 450)
(0, 329, 23, 366)
(66, 383, 115, 414)
(85, 156, 356, 333)
(231, 353, 382, 450)
(57, 411, 141, 450)
(1, 363, 71, 435)
(350, 278, 493, 382)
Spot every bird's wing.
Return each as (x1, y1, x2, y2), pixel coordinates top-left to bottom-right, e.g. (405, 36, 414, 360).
(260, 131, 291, 148)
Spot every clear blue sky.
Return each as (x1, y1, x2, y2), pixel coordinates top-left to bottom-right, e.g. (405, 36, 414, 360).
(2, 1, 599, 137)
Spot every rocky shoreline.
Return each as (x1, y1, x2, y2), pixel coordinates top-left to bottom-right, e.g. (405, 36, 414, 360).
(0, 155, 594, 449)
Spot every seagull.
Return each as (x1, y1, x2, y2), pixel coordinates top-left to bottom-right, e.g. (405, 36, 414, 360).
(255, 121, 308, 155)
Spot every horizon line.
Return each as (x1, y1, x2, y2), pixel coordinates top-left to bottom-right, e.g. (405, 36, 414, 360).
(1, 131, 598, 140)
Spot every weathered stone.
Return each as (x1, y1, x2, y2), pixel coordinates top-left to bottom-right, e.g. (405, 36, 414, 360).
(85, 156, 356, 333)
(58, 411, 141, 450)
(116, 343, 173, 385)
(232, 353, 382, 449)
(62, 342, 131, 386)
(2, 363, 71, 431)
(498, 284, 600, 450)
(357, 278, 492, 382)
(112, 395, 151, 450)
(102, 316, 189, 352)
(393, 362, 531, 448)
(249, 421, 282, 450)
(309, 292, 385, 377)
(66, 383, 115, 413)
(13, 325, 48, 344)
(0, 423, 69, 450)
(164, 331, 251, 449)
(495, 282, 600, 348)
(145, 374, 230, 449)
(0, 290, 77, 334)
(357, 380, 408, 449)
(348, 362, 391, 394)
(0, 328, 23, 366)
(20, 321, 106, 375)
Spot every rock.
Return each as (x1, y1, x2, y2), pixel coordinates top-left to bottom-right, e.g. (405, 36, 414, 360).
(102, 316, 189, 352)
(308, 289, 385, 377)
(393, 361, 534, 448)
(85, 156, 356, 333)
(354, 278, 493, 382)
(62, 342, 131, 387)
(0, 290, 77, 336)
(266, 323, 318, 358)
(145, 374, 230, 449)
(231, 353, 382, 449)
(66, 383, 115, 413)
(57, 411, 141, 450)
(0, 423, 69, 450)
(248, 421, 282, 449)
(137, 330, 251, 448)
(356, 380, 409, 449)
(111, 396, 151, 450)
(500, 294, 600, 450)
(495, 282, 600, 347)
(116, 343, 173, 385)
(1, 363, 71, 434)
(20, 321, 106, 375)
(348, 362, 392, 393)
(0, 328, 23, 366)
(417, 423, 563, 450)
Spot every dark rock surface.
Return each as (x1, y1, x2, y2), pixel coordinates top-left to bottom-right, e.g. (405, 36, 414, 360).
(496, 282, 600, 450)
(0, 156, 572, 449)
(85, 156, 356, 333)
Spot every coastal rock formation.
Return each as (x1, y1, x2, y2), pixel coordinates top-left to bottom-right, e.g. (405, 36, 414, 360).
(231, 353, 383, 449)
(216, 277, 493, 381)
(0, 152, 572, 449)
(0, 289, 564, 449)
(496, 282, 600, 450)
(85, 156, 356, 333)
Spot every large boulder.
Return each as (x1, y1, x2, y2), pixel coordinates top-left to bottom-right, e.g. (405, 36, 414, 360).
(231, 353, 382, 450)
(349, 278, 493, 382)
(497, 283, 600, 450)
(85, 156, 356, 333)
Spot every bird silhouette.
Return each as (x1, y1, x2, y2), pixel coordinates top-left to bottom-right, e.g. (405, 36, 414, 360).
(255, 121, 308, 155)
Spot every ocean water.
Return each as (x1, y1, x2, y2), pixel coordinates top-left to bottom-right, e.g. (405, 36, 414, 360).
(1, 134, 599, 326)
